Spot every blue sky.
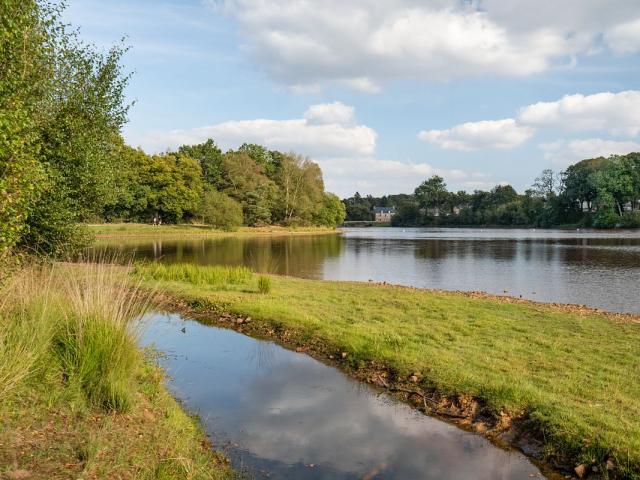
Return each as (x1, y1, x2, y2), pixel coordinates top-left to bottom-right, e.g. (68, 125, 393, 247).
(64, 0, 640, 197)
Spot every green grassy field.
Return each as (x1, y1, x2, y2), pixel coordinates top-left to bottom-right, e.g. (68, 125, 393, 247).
(139, 263, 640, 478)
(87, 223, 339, 238)
(0, 263, 234, 480)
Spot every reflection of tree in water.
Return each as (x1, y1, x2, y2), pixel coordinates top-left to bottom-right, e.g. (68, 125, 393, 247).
(95, 235, 345, 279)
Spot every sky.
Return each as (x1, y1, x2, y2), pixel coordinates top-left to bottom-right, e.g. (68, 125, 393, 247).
(63, 0, 640, 198)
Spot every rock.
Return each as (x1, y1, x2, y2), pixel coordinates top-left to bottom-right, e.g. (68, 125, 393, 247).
(606, 459, 615, 470)
(574, 464, 587, 478)
(341, 352, 348, 359)
(235, 318, 244, 325)
(4, 471, 31, 480)
(409, 375, 419, 383)
(244, 317, 251, 323)
(329, 355, 335, 360)
(295, 347, 304, 353)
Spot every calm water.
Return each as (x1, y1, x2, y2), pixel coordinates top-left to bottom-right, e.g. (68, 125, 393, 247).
(97, 227, 640, 313)
(142, 312, 546, 480)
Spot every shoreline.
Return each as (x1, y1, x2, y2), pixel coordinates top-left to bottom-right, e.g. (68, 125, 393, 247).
(159, 296, 566, 480)
(136, 266, 640, 479)
(87, 223, 341, 239)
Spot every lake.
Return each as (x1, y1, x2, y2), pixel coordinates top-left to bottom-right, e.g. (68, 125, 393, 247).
(142, 311, 547, 480)
(96, 227, 640, 313)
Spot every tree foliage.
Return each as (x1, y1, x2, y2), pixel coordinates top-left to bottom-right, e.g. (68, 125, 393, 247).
(344, 152, 640, 229)
(1, 0, 130, 255)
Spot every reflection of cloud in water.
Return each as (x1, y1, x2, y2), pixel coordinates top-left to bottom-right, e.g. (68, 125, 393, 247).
(143, 313, 542, 480)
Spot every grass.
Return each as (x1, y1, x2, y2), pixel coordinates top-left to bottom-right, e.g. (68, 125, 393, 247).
(257, 275, 272, 294)
(0, 262, 234, 479)
(87, 223, 339, 238)
(143, 263, 252, 287)
(137, 264, 640, 478)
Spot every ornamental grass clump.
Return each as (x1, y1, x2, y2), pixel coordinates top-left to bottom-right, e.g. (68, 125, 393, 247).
(0, 262, 151, 411)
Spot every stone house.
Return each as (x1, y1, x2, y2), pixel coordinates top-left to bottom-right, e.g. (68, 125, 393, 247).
(374, 206, 396, 222)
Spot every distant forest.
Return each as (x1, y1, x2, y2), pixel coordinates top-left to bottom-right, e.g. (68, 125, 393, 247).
(343, 152, 640, 229)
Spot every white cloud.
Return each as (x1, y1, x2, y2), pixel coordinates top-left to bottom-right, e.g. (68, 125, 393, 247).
(127, 102, 376, 157)
(421, 90, 640, 152)
(304, 101, 354, 126)
(319, 157, 490, 196)
(518, 91, 640, 136)
(604, 18, 640, 54)
(212, 0, 640, 91)
(418, 119, 533, 151)
(539, 138, 640, 166)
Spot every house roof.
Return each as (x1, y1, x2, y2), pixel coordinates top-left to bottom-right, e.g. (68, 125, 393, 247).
(373, 206, 396, 214)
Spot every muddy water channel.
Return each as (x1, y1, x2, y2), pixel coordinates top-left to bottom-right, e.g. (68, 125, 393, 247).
(142, 312, 546, 480)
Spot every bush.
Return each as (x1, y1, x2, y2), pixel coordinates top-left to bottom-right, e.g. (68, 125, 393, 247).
(257, 275, 272, 294)
(198, 189, 243, 230)
(620, 211, 640, 228)
(593, 208, 620, 229)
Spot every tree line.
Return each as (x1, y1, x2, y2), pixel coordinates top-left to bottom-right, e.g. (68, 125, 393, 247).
(104, 140, 346, 230)
(0, 1, 344, 258)
(343, 152, 640, 229)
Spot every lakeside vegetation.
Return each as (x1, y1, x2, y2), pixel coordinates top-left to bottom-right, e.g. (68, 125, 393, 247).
(88, 223, 340, 238)
(0, 263, 233, 479)
(344, 153, 640, 228)
(137, 263, 640, 478)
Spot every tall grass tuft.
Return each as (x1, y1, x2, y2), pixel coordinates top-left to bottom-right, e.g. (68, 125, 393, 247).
(0, 266, 54, 398)
(0, 262, 151, 411)
(53, 262, 151, 411)
(257, 275, 272, 294)
(142, 263, 252, 287)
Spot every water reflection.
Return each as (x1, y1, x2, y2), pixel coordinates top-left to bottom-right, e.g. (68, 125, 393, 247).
(143, 312, 545, 480)
(93, 228, 640, 313)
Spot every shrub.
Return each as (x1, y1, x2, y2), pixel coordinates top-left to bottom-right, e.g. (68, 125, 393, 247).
(198, 189, 243, 230)
(620, 211, 640, 228)
(593, 208, 619, 229)
(257, 275, 272, 294)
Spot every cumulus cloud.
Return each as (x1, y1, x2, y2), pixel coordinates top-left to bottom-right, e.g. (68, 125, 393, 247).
(211, 0, 640, 91)
(418, 119, 534, 151)
(304, 101, 354, 126)
(318, 156, 491, 196)
(518, 91, 640, 136)
(127, 102, 376, 157)
(421, 90, 640, 152)
(539, 138, 640, 166)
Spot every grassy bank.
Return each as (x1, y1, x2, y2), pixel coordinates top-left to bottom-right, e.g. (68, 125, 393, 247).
(0, 263, 233, 480)
(138, 263, 640, 479)
(88, 223, 339, 239)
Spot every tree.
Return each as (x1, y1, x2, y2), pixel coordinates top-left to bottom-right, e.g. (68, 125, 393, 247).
(2, 0, 131, 255)
(275, 153, 324, 223)
(562, 157, 606, 212)
(343, 192, 374, 221)
(0, 0, 48, 253)
(135, 153, 203, 222)
(591, 156, 634, 216)
(313, 193, 346, 227)
(178, 139, 224, 188)
(532, 169, 559, 199)
(198, 189, 243, 230)
(415, 176, 449, 215)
